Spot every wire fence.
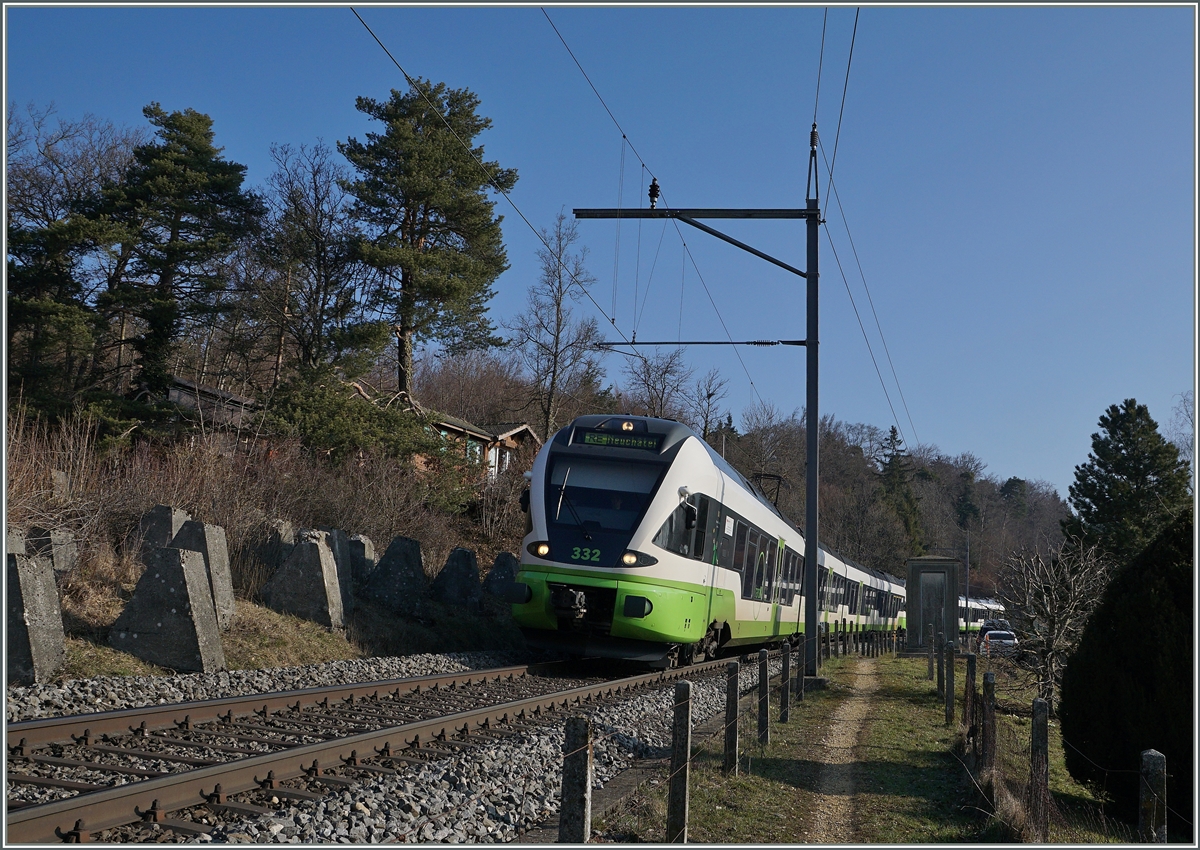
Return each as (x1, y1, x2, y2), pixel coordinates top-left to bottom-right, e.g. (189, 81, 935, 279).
(564, 642, 1179, 844)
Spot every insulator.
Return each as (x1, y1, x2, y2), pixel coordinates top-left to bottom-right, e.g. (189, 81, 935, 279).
(810, 128, 819, 149)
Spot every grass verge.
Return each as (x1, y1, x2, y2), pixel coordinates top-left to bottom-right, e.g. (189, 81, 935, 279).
(594, 652, 1131, 843)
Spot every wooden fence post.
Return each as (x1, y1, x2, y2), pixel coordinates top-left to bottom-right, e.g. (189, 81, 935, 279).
(936, 632, 945, 696)
(1030, 698, 1050, 842)
(945, 642, 956, 726)
(666, 681, 691, 843)
(758, 649, 770, 746)
(927, 624, 935, 680)
(559, 716, 593, 844)
(781, 642, 791, 723)
(797, 635, 806, 701)
(964, 653, 976, 742)
(1139, 749, 1168, 843)
(723, 661, 739, 776)
(982, 671, 996, 773)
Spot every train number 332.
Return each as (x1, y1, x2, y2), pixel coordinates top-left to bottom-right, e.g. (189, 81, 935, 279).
(571, 547, 602, 562)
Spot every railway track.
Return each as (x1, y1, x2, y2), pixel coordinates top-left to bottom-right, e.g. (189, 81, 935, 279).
(6, 655, 744, 843)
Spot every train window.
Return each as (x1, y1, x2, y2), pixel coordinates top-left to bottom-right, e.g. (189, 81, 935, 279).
(733, 522, 749, 573)
(817, 567, 829, 611)
(652, 503, 691, 556)
(847, 582, 859, 616)
(742, 531, 760, 598)
(758, 541, 777, 602)
(717, 510, 735, 568)
(548, 457, 663, 532)
(690, 496, 710, 562)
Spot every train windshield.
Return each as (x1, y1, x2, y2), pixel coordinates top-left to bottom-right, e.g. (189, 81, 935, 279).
(547, 457, 664, 533)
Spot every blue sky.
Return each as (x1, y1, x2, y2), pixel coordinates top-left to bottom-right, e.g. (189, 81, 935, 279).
(5, 4, 1196, 499)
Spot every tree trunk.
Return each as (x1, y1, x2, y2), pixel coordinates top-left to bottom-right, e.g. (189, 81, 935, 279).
(395, 323, 414, 398)
(115, 311, 129, 394)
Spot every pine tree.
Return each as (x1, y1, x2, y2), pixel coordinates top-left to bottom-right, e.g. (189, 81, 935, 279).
(1062, 398, 1191, 567)
(339, 79, 516, 399)
(880, 426, 923, 555)
(99, 104, 263, 396)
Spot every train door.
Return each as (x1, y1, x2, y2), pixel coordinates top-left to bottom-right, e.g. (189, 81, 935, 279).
(770, 538, 785, 634)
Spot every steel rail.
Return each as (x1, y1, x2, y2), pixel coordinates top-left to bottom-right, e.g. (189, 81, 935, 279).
(7, 654, 753, 843)
(6, 663, 543, 750)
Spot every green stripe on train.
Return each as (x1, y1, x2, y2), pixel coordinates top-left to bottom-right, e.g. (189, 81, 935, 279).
(512, 566, 802, 644)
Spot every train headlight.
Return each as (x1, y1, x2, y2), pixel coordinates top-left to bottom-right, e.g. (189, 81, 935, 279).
(619, 550, 658, 567)
(621, 552, 639, 566)
(528, 541, 551, 558)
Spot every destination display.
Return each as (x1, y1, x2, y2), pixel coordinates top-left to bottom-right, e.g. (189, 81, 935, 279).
(577, 429, 664, 451)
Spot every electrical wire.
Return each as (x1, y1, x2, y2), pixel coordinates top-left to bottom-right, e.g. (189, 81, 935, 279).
(823, 223, 908, 447)
(812, 8, 828, 126)
(634, 220, 668, 337)
(349, 7, 640, 353)
(823, 6, 859, 203)
(821, 147, 921, 446)
(541, 6, 770, 403)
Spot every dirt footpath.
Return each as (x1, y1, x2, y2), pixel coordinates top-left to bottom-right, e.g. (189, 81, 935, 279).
(802, 658, 881, 843)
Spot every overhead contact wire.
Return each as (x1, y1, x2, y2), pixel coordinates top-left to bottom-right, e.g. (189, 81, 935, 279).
(542, 6, 768, 398)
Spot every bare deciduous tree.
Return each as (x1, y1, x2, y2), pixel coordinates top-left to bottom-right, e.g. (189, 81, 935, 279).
(619, 347, 693, 419)
(413, 348, 530, 427)
(997, 536, 1112, 715)
(681, 367, 728, 440)
(506, 212, 602, 440)
(1167, 388, 1194, 469)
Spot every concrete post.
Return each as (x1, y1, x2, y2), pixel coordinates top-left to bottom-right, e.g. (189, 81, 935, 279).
(6, 553, 65, 685)
(781, 643, 791, 723)
(666, 681, 691, 843)
(558, 716, 592, 844)
(724, 661, 739, 776)
(982, 671, 996, 773)
(1139, 749, 1167, 843)
(945, 641, 956, 726)
(758, 649, 770, 746)
(1030, 698, 1050, 842)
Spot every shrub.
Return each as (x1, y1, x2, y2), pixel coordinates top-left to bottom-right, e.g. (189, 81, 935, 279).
(1059, 510, 1193, 839)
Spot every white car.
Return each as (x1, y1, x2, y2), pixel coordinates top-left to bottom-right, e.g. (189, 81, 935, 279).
(981, 630, 1018, 657)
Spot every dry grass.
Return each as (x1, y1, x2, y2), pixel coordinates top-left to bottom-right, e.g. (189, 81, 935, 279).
(6, 406, 532, 678)
(221, 603, 362, 670)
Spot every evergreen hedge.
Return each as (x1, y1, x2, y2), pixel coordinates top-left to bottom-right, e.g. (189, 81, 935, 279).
(1059, 509, 1193, 839)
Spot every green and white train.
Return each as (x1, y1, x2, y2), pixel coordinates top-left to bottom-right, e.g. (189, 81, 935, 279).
(506, 415, 907, 667)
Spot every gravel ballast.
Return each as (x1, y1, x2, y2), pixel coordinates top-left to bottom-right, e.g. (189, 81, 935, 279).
(6, 651, 781, 843)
